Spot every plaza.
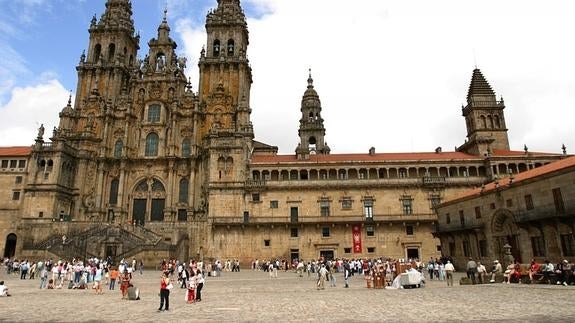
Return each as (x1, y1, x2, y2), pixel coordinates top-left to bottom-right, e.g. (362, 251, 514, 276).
(1, 268, 574, 322)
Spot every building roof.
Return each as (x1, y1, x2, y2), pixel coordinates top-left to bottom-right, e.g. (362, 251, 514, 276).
(251, 148, 561, 165)
(0, 146, 32, 157)
(252, 151, 481, 164)
(442, 155, 575, 206)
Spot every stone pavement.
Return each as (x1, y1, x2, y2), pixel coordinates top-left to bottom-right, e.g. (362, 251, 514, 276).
(1, 268, 574, 322)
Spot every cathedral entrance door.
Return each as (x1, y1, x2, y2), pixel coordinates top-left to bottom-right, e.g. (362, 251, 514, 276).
(133, 199, 146, 226)
(319, 250, 334, 261)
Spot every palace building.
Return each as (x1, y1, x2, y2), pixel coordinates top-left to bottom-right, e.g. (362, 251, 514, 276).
(0, 0, 568, 265)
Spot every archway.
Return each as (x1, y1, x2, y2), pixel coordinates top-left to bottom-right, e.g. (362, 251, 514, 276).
(131, 178, 166, 225)
(491, 209, 521, 263)
(3, 233, 17, 258)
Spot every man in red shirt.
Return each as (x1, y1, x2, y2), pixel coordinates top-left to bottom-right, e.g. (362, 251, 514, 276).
(528, 259, 541, 283)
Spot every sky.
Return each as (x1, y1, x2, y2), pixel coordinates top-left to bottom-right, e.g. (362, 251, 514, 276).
(0, 0, 574, 155)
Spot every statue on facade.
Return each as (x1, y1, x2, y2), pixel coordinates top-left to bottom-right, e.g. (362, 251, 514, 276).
(37, 124, 45, 140)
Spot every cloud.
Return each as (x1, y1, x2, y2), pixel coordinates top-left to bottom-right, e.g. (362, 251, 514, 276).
(0, 80, 69, 146)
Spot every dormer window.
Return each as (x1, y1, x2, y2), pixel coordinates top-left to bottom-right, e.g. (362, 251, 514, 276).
(227, 39, 234, 56)
(213, 40, 220, 57)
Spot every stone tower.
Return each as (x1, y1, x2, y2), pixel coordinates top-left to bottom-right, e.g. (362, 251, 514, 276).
(296, 70, 330, 159)
(457, 68, 509, 156)
(197, 0, 254, 187)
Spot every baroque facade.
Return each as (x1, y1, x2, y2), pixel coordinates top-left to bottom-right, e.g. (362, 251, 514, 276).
(0, 0, 568, 266)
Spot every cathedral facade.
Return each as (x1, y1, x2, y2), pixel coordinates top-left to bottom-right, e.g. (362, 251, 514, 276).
(0, 0, 567, 266)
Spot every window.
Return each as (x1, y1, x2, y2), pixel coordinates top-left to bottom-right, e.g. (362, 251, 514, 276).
(252, 193, 260, 202)
(524, 194, 534, 210)
(12, 191, 20, 200)
(264, 239, 270, 247)
(39, 211, 44, 218)
(145, 133, 159, 156)
(506, 199, 513, 207)
(15, 176, 22, 184)
(366, 225, 375, 237)
(290, 228, 299, 238)
(322, 227, 330, 237)
(398, 169, 407, 178)
(561, 234, 575, 257)
(109, 179, 119, 205)
(213, 39, 221, 57)
(344, 248, 351, 254)
(363, 199, 373, 219)
(270, 200, 278, 208)
(227, 39, 235, 55)
(290, 207, 298, 223)
(10, 160, 17, 168)
(147, 104, 161, 123)
(243, 211, 249, 223)
(401, 195, 413, 215)
(114, 140, 123, 158)
(531, 236, 546, 257)
(479, 240, 488, 257)
(1, 160, 7, 168)
(462, 240, 471, 257)
(459, 210, 465, 226)
(341, 197, 352, 209)
(490, 203, 496, 210)
(474, 206, 481, 219)
(182, 139, 191, 157)
(552, 188, 565, 214)
(179, 178, 189, 204)
(430, 194, 441, 208)
(177, 209, 187, 222)
(436, 245, 442, 252)
(445, 213, 451, 224)
(406, 225, 414, 235)
(367, 247, 375, 253)
(320, 200, 330, 216)
(18, 160, 25, 168)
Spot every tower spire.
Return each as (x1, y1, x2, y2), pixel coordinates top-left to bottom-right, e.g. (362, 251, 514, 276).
(296, 69, 330, 159)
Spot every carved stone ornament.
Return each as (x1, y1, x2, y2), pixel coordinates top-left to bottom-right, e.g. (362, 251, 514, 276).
(150, 83, 162, 99)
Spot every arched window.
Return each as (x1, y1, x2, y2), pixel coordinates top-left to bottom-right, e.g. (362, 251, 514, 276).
(182, 139, 191, 157)
(109, 178, 119, 205)
(93, 44, 101, 63)
(494, 115, 501, 128)
(108, 43, 116, 62)
(179, 178, 189, 203)
(480, 115, 487, 129)
(227, 39, 235, 56)
(487, 115, 494, 129)
(147, 104, 161, 122)
(114, 140, 123, 158)
(145, 133, 159, 157)
(213, 39, 221, 57)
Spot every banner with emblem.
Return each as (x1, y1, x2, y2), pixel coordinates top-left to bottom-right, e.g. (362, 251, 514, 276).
(352, 225, 362, 253)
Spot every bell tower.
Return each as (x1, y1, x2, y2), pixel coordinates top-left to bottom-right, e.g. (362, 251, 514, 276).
(296, 70, 330, 159)
(76, 0, 139, 101)
(197, 0, 254, 185)
(457, 68, 509, 156)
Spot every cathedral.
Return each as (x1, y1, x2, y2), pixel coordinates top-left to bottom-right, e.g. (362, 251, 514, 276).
(0, 0, 567, 266)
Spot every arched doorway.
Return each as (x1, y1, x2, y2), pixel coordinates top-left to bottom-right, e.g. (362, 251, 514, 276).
(4, 233, 17, 258)
(491, 209, 521, 263)
(131, 178, 166, 225)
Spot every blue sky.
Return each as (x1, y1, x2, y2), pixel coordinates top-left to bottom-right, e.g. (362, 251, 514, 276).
(1, 0, 574, 155)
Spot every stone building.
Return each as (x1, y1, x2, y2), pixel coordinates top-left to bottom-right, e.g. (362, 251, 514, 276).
(434, 155, 575, 269)
(0, 0, 568, 266)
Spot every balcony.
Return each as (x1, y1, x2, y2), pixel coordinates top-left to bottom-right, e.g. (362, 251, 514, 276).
(211, 213, 437, 226)
(514, 202, 574, 223)
(245, 179, 267, 189)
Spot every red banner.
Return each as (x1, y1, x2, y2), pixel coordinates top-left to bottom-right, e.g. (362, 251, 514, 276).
(352, 225, 362, 253)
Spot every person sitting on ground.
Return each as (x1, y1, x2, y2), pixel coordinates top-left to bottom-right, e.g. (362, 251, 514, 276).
(557, 260, 571, 286)
(47, 279, 55, 289)
(490, 260, 502, 283)
(528, 259, 541, 283)
(541, 260, 555, 284)
(0, 281, 11, 296)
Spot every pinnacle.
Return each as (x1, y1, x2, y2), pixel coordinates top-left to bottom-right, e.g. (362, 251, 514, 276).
(466, 68, 495, 102)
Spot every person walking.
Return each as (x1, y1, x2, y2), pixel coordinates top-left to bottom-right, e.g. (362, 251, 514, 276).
(444, 260, 455, 286)
(109, 267, 118, 290)
(158, 271, 171, 311)
(317, 264, 328, 290)
(466, 257, 478, 284)
(196, 269, 205, 302)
